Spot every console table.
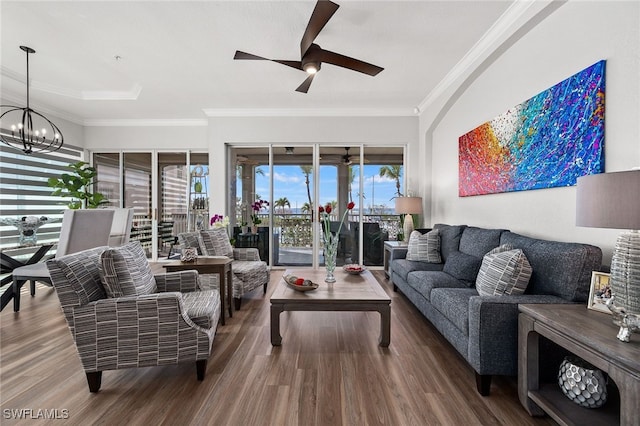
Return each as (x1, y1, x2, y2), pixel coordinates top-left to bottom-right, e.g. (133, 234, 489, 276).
(518, 304, 639, 426)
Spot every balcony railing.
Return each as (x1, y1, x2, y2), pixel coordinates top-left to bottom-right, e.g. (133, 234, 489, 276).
(247, 213, 402, 248)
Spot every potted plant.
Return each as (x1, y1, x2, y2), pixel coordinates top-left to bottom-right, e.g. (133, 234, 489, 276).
(47, 161, 107, 209)
(250, 199, 269, 233)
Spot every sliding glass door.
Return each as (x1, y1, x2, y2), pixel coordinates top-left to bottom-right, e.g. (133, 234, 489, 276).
(92, 150, 207, 261)
(230, 145, 405, 268)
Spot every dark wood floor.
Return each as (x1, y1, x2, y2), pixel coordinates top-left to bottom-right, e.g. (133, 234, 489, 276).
(1, 268, 556, 425)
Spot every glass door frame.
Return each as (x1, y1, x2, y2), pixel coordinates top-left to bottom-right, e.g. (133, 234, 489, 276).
(91, 149, 200, 262)
(229, 143, 370, 269)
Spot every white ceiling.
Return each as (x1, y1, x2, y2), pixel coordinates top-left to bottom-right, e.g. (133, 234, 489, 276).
(1, 1, 514, 124)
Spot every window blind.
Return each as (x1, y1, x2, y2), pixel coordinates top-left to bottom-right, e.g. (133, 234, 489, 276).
(0, 144, 84, 251)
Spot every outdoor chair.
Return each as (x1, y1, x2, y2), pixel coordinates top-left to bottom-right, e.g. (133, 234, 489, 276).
(46, 241, 220, 392)
(200, 228, 269, 310)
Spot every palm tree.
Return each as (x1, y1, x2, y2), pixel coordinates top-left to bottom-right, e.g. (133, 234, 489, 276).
(348, 166, 355, 202)
(301, 202, 312, 214)
(300, 165, 313, 209)
(274, 197, 290, 214)
(379, 165, 403, 197)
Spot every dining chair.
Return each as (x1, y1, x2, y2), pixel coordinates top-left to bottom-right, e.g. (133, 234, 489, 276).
(107, 208, 134, 247)
(10, 209, 115, 311)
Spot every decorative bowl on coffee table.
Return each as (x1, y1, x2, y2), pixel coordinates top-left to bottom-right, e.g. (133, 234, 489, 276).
(343, 264, 366, 275)
(283, 274, 319, 292)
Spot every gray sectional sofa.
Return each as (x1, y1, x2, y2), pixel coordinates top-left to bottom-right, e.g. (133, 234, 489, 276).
(388, 224, 602, 395)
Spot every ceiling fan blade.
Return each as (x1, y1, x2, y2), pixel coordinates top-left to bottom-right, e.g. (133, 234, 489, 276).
(235, 51, 303, 71)
(317, 49, 384, 76)
(295, 74, 315, 93)
(234, 50, 269, 60)
(300, 0, 340, 57)
(272, 60, 304, 71)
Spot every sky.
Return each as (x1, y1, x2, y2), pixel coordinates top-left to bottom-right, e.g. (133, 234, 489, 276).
(245, 164, 403, 215)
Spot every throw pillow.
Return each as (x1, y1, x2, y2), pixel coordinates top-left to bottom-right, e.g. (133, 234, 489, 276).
(476, 246, 532, 296)
(100, 241, 158, 298)
(200, 228, 234, 258)
(406, 229, 441, 263)
(178, 232, 205, 255)
(442, 251, 482, 285)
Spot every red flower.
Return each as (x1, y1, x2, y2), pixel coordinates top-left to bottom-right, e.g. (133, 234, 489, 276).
(324, 204, 332, 214)
(347, 201, 355, 210)
(318, 206, 324, 213)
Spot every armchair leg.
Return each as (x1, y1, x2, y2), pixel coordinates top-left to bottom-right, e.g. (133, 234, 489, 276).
(196, 360, 207, 381)
(86, 371, 102, 393)
(234, 297, 242, 311)
(263, 283, 268, 294)
(475, 373, 492, 396)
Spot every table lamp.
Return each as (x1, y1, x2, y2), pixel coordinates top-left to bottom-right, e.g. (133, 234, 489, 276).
(395, 196, 423, 243)
(576, 169, 640, 342)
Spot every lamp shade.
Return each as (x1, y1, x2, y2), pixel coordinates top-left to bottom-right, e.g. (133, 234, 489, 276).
(395, 197, 423, 215)
(576, 170, 640, 230)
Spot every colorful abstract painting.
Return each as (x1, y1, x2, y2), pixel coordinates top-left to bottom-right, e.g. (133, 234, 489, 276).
(458, 60, 605, 197)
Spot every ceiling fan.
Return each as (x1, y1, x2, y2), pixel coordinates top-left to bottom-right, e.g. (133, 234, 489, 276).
(233, 0, 384, 93)
(342, 147, 353, 165)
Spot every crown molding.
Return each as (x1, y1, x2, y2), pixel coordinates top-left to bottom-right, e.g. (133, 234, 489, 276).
(202, 108, 416, 117)
(31, 82, 143, 101)
(416, 0, 553, 113)
(0, 91, 85, 126)
(2, 65, 142, 100)
(83, 118, 208, 127)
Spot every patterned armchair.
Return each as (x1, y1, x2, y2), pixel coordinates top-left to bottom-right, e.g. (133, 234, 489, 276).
(46, 241, 220, 392)
(176, 232, 220, 291)
(199, 228, 269, 310)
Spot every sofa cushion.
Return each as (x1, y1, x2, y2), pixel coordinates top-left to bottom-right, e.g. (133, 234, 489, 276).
(200, 228, 234, 258)
(476, 245, 532, 296)
(459, 227, 505, 258)
(407, 270, 468, 302)
(433, 224, 466, 262)
(391, 259, 444, 282)
(500, 231, 602, 302)
(182, 290, 219, 329)
(100, 241, 158, 298)
(442, 251, 482, 286)
(431, 287, 479, 336)
(406, 229, 441, 263)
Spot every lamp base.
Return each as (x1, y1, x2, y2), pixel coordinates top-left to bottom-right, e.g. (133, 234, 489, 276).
(403, 214, 414, 243)
(608, 230, 640, 342)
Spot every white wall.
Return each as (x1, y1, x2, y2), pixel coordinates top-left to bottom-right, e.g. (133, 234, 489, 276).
(84, 125, 208, 151)
(207, 115, 419, 214)
(423, 1, 640, 264)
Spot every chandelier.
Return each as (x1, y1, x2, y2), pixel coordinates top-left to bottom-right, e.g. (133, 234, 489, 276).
(0, 46, 64, 155)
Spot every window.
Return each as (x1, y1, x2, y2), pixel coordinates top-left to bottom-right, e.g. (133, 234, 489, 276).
(0, 144, 84, 251)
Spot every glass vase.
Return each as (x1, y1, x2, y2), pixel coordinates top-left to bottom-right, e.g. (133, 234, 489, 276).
(324, 234, 339, 283)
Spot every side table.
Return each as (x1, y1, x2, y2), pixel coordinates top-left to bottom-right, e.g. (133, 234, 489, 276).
(519, 304, 639, 425)
(383, 241, 408, 278)
(163, 257, 233, 325)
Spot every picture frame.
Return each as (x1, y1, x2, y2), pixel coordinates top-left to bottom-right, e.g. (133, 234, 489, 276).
(587, 271, 612, 314)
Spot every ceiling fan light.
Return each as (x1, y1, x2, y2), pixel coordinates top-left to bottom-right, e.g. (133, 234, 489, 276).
(303, 61, 320, 74)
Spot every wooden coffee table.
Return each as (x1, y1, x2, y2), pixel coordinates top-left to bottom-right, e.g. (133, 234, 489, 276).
(270, 269, 391, 347)
(163, 257, 233, 325)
